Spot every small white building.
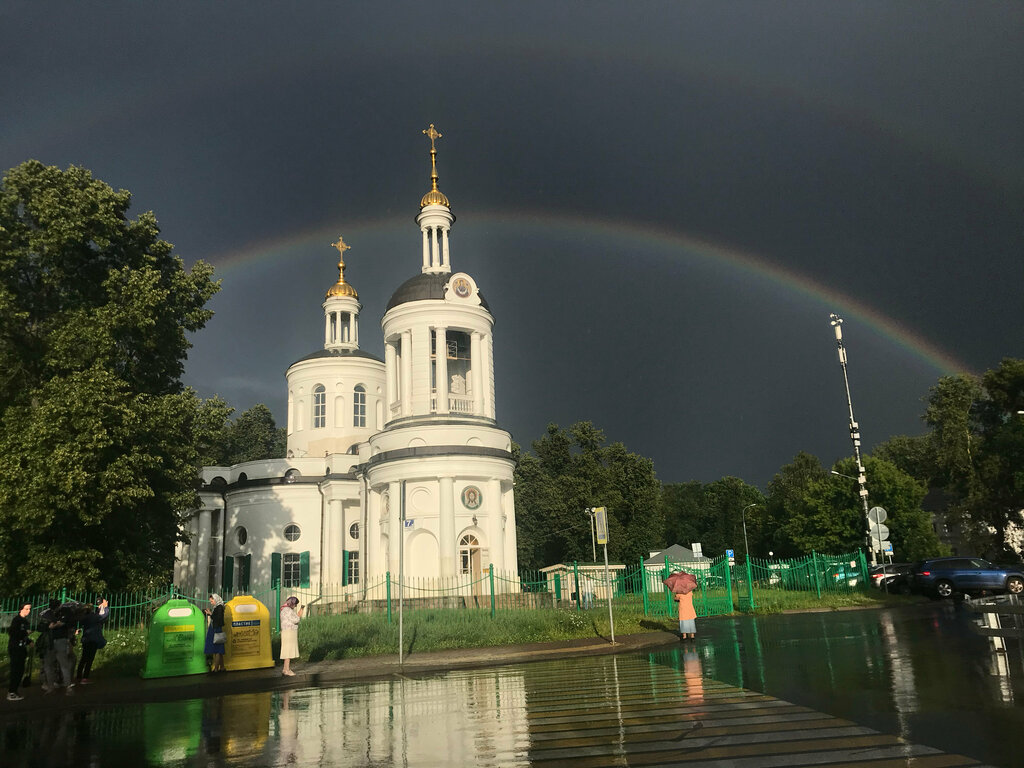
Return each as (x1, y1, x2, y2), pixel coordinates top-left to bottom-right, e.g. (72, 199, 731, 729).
(175, 128, 519, 599)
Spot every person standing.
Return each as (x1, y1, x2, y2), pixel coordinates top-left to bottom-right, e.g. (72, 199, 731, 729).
(48, 601, 77, 694)
(581, 575, 595, 610)
(675, 590, 697, 640)
(6, 602, 33, 701)
(203, 595, 226, 673)
(75, 599, 109, 684)
(279, 596, 303, 677)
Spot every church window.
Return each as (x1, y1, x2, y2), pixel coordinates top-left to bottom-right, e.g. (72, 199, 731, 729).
(282, 553, 301, 587)
(346, 551, 360, 585)
(237, 526, 248, 546)
(459, 534, 480, 575)
(313, 385, 326, 428)
(284, 524, 301, 542)
(353, 385, 366, 427)
(349, 522, 359, 540)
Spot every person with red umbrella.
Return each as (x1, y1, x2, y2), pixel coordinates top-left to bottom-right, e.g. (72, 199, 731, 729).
(663, 571, 698, 640)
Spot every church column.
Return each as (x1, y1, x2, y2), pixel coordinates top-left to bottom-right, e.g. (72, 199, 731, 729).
(421, 229, 429, 271)
(487, 479, 505, 572)
(195, 507, 212, 595)
(360, 484, 371, 585)
(503, 484, 518, 574)
(435, 326, 448, 414)
(439, 476, 456, 577)
(385, 342, 397, 415)
(471, 332, 483, 416)
(329, 498, 344, 585)
(401, 331, 413, 417)
(387, 481, 402, 575)
(441, 227, 450, 270)
(484, 334, 494, 419)
(324, 313, 331, 346)
(352, 311, 358, 346)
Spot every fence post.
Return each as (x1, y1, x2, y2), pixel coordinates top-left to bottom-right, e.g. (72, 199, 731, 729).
(858, 550, 870, 588)
(386, 572, 392, 625)
(725, 556, 734, 611)
(554, 573, 562, 603)
(640, 559, 649, 615)
(745, 557, 756, 611)
(812, 551, 822, 599)
(573, 561, 581, 612)
(489, 564, 496, 618)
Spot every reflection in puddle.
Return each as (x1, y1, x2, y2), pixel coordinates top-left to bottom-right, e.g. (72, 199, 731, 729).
(3, 605, 1024, 767)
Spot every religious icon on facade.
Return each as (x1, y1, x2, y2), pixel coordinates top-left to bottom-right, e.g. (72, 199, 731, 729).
(461, 485, 482, 510)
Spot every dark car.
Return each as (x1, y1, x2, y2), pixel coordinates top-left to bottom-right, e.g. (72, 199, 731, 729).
(910, 557, 1024, 599)
(870, 563, 912, 594)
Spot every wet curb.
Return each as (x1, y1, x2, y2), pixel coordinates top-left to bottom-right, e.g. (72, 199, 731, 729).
(1, 631, 681, 718)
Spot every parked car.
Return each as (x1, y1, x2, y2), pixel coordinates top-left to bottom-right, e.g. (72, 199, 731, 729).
(825, 563, 861, 588)
(910, 557, 1024, 599)
(870, 563, 912, 594)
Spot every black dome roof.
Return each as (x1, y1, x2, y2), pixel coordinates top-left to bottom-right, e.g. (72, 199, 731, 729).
(289, 348, 383, 367)
(386, 273, 490, 312)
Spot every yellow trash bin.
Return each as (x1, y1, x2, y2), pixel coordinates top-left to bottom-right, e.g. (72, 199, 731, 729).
(223, 595, 274, 671)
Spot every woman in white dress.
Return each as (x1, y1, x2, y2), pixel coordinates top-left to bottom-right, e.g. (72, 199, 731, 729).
(279, 596, 303, 676)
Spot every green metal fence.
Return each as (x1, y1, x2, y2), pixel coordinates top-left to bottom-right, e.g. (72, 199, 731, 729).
(0, 551, 869, 630)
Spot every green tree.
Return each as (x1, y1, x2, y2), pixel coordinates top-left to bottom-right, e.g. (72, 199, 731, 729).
(923, 361, 1024, 559)
(660, 481, 704, 549)
(513, 422, 663, 570)
(764, 451, 829, 557)
(206, 403, 287, 465)
(0, 161, 220, 592)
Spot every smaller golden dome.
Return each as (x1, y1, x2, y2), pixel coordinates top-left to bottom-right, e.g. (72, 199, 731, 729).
(326, 236, 358, 299)
(420, 187, 450, 208)
(326, 280, 358, 299)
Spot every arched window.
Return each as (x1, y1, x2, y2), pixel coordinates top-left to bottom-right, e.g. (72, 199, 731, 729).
(349, 522, 359, 540)
(353, 384, 366, 427)
(313, 385, 326, 428)
(459, 534, 481, 576)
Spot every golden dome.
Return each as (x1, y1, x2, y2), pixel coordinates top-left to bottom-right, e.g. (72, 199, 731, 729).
(326, 236, 358, 299)
(420, 123, 450, 209)
(326, 280, 358, 299)
(420, 187, 450, 208)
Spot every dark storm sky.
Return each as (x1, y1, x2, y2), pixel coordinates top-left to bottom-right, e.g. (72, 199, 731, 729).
(3, 2, 1021, 488)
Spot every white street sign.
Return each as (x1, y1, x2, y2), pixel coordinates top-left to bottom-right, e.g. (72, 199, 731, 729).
(868, 506, 887, 524)
(869, 522, 890, 541)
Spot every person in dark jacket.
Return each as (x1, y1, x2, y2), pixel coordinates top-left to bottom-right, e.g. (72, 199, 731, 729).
(203, 594, 226, 672)
(6, 602, 33, 701)
(75, 599, 109, 684)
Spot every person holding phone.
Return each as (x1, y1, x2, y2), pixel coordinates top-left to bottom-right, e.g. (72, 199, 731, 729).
(279, 596, 304, 676)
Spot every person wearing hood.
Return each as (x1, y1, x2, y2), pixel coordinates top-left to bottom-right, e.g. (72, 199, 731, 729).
(203, 595, 226, 673)
(279, 596, 303, 677)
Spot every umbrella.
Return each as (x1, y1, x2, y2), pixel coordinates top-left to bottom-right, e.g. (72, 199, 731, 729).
(663, 571, 698, 595)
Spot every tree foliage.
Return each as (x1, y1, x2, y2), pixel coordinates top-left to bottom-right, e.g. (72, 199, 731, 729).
(0, 161, 220, 592)
(203, 402, 287, 466)
(514, 422, 663, 570)
(763, 451, 943, 561)
(921, 360, 1024, 558)
(661, 478, 765, 557)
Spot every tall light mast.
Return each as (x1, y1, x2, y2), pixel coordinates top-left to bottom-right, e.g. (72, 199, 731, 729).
(830, 314, 876, 566)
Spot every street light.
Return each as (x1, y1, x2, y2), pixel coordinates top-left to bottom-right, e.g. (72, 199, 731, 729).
(829, 314, 876, 565)
(742, 503, 757, 562)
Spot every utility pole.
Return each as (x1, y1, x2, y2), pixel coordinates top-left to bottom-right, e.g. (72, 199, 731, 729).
(830, 314, 877, 566)
(586, 508, 597, 562)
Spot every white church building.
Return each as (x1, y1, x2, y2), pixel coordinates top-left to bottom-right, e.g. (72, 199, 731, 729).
(174, 127, 519, 599)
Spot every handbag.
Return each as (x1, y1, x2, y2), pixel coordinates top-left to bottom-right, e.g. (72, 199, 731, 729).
(213, 630, 226, 645)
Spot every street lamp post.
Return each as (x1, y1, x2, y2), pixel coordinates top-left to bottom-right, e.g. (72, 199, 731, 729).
(742, 503, 757, 563)
(829, 314, 876, 566)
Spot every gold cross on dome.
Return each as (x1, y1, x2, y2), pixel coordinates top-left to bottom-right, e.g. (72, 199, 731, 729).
(332, 236, 351, 258)
(423, 124, 442, 151)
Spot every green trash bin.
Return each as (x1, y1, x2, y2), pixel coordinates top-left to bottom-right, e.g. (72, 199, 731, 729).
(141, 598, 209, 678)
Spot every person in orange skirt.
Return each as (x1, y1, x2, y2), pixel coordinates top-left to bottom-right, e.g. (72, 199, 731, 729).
(675, 590, 697, 640)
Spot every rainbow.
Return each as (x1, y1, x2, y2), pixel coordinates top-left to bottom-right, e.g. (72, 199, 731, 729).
(202, 210, 970, 376)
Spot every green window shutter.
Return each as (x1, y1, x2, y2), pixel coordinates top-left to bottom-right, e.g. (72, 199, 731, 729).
(342, 551, 349, 586)
(222, 556, 234, 593)
(242, 554, 251, 592)
(300, 550, 311, 588)
(271, 552, 282, 589)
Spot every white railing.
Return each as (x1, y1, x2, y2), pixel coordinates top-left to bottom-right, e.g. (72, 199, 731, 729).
(448, 395, 474, 414)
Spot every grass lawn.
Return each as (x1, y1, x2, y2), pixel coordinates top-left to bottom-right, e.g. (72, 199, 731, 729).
(1, 591, 908, 682)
